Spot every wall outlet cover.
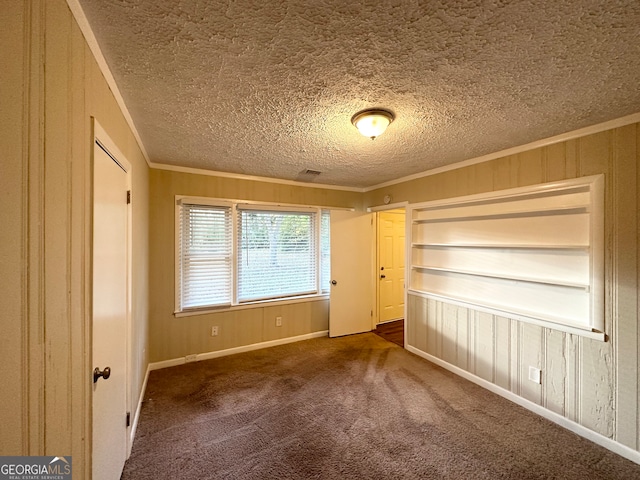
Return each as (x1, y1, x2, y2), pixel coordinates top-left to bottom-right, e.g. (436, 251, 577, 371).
(528, 366, 542, 384)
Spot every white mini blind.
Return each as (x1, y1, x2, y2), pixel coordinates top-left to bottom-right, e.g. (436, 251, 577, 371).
(179, 203, 232, 309)
(320, 210, 331, 293)
(237, 209, 317, 302)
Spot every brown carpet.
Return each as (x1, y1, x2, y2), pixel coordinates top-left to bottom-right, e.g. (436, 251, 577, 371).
(123, 333, 640, 479)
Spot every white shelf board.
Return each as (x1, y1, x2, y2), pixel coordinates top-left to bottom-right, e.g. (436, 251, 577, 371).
(407, 290, 605, 341)
(411, 243, 590, 251)
(412, 205, 589, 224)
(411, 265, 590, 290)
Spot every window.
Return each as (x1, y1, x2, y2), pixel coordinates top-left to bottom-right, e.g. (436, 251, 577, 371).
(178, 202, 232, 309)
(176, 198, 330, 313)
(237, 208, 317, 302)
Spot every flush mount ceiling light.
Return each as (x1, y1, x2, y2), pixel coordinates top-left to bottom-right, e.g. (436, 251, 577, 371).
(351, 108, 395, 140)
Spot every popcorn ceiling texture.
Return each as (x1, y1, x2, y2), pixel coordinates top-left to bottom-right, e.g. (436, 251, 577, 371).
(79, 0, 640, 188)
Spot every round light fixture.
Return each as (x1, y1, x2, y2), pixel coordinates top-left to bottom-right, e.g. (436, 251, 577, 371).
(351, 108, 395, 140)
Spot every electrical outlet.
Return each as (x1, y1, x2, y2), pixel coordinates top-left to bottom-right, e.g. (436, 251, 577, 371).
(211, 326, 219, 337)
(276, 316, 282, 327)
(528, 366, 541, 384)
(185, 354, 197, 363)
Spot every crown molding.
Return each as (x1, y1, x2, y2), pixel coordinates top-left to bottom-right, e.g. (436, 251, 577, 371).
(66, 0, 151, 166)
(364, 112, 640, 192)
(150, 162, 365, 192)
(60, 3, 640, 193)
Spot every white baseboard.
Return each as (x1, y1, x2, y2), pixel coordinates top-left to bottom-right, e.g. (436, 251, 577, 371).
(149, 331, 329, 371)
(128, 363, 151, 457)
(406, 345, 640, 466)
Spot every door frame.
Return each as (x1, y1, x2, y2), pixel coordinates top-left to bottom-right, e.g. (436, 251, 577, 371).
(91, 118, 133, 461)
(367, 202, 408, 331)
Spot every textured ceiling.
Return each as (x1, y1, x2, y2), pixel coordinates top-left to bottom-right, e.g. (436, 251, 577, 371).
(78, 0, 640, 188)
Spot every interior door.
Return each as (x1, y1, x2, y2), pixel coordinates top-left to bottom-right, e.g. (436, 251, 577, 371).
(92, 143, 128, 480)
(377, 210, 405, 323)
(329, 210, 373, 337)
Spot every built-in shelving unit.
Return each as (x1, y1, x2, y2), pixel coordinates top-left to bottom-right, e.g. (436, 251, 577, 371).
(407, 175, 605, 335)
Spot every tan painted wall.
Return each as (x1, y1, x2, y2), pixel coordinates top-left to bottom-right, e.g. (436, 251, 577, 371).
(365, 125, 640, 451)
(149, 169, 361, 362)
(0, 1, 150, 476)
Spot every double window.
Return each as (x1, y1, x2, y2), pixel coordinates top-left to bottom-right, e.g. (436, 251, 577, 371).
(176, 198, 330, 313)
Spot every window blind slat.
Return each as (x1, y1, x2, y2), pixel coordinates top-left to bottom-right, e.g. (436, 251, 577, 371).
(237, 210, 318, 302)
(179, 204, 232, 309)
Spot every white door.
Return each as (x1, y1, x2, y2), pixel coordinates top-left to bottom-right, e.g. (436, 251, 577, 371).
(92, 142, 128, 480)
(329, 210, 373, 337)
(377, 210, 405, 323)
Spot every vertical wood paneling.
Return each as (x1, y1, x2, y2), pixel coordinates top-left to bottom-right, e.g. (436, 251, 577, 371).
(406, 295, 416, 346)
(456, 305, 469, 371)
(474, 312, 494, 382)
(494, 316, 511, 390)
(26, 0, 46, 455)
(580, 338, 614, 437)
(612, 124, 638, 448)
(467, 163, 493, 195)
(435, 300, 443, 358)
(441, 303, 458, 365)
(577, 131, 615, 438)
(310, 299, 329, 332)
(69, 18, 90, 471)
(544, 330, 566, 415)
(2, 0, 149, 472)
(544, 143, 567, 182)
(565, 139, 579, 178)
(426, 298, 437, 355)
(44, 0, 72, 453)
(492, 156, 514, 191)
(467, 308, 476, 374)
(519, 323, 543, 404)
(0, 0, 26, 454)
(564, 334, 580, 423)
(510, 319, 520, 395)
(413, 296, 428, 352)
(516, 149, 544, 186)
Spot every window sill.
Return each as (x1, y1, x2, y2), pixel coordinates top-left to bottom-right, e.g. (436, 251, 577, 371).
(174, 293, 330, 318)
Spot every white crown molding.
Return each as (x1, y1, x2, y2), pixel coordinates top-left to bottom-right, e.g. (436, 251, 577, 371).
(62, 1, 640, 193)
(66, 0, 151, 166)
(364, 112, 640, 192)
(150, 162, 365, 192)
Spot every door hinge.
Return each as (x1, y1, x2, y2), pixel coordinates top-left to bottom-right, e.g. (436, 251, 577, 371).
(127, 190, 131, 204)
(126, 411, 131, 427)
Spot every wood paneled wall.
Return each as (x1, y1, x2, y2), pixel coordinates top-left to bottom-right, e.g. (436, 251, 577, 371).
(366, 124, 639, 451)
(148, 169, 361, 362)
(0, 1, 150, 475)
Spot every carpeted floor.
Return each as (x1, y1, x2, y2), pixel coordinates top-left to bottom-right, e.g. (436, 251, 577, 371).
(123, 333, 640, 479)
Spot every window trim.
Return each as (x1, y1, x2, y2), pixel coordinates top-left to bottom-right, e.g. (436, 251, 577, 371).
(175, 196, 331, 315)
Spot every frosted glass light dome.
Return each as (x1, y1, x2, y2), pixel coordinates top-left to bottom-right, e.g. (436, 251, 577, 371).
(351, 109, 395, 139)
